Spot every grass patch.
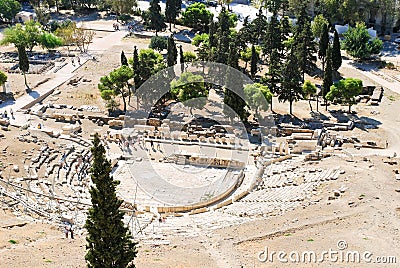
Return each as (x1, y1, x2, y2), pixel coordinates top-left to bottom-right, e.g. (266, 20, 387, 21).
(388, 95, 396, 101)
(284, 233, 292, 236)
(8, 239, 17, 244)
(307, 238, 314, 242)
(144, 249, 150, 252)
(44, 259, 52, 263)
(154, 258, 161, 261)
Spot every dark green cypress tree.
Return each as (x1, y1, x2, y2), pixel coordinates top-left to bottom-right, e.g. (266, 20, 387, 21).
(121, 51, 128, 66)
(179, 45, 184, 73)
(85, 134, 137, 268)
(293, 5, 317, 82)
(331, 29, 342, 73)
(322, 45, 333, 111)
(165, 0, 181, 31)
(262, 48, 281, 112)
(279, 48, 303, 115)
(17, 46, 29, 90)
(167, 35, 177, 67)
(215, 7, 231, 64)
(148, 0, 166, 36)
(132, 46, 141, 89)
(250, 45, 258, 79)
(318, 23, 329, 71)
(224, 41, 248, 123)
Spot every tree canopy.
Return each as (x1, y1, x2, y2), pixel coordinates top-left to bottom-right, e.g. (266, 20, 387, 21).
(98, 65, 134, 113)
(170, 72, 208, 112)
(181, 3, 213, 32)
(342, 22, 383, 60)
(243, 83, 272, 114)
(326, 78, 363, 112)
(149, 36, 167, 52)
(0, 0, 21, 22)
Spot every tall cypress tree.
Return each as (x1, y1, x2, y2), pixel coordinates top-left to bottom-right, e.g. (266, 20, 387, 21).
(322, 45, 333, 111)
(167, 35, 177, 67)
(279, 48, 303, 115)
(224, 41, 248, 123)
(165, 0, 182, 31)
(18, 46, 29, 90)
(132, 46, 141, 89)
(85, 134, 137, 268)
(250, 45, 258, 79)
(179, 45, 184, 73)
(331, 29, 342, 73)
(148, 0, 165, 36)
(121, 51, 128, 66)
(318, 23, 329, 71)
(293, 4, 317, 82)
(215, 7, 231, 64)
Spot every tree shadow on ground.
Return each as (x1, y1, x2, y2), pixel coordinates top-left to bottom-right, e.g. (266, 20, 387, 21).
(328, 109, 382, 132)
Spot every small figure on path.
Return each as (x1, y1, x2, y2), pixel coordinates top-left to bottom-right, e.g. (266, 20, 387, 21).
(77, 57, 81, 65)
(70, 225, 74, 239)
(64, 226, 69, 238)
(71, 57, 75, 66)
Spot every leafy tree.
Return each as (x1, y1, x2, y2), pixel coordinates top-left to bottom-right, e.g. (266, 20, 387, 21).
(0, 71, 7, 87)
(35, 7, 51, 27)
(331, 29, 342, 72)
(170, 72, 208, 114)
(85, 134, 137, 268)
(73, 27, 95, 53)
(223, 89, 249, 122)
(181, 3, 213, 32)
(244, 83, 272, 115)
(311, 14, 329, 39)
(145, 0, 166, 35)
(121, 51, 128, 66)
(183, 51, 197, 62)
(165, 0, 182, 31)
(192, 32, 211, 61)
(149, 36, 167, 52)
(167, 35, 177, 67)
(98, 65, 134, 113)
(54, 22, 76, 54)
(18, 46, 30, 90)
(326, 78, 362, 112)
(250, 45, 259, 78)
(302, 80, 317, 112)
(0, 0, 21, 22)
(342, 22, 383, 60)
(279, 49, 303, 115)
(322, 45, 333, 110)
(24, 20, 43, 52)
(39, 32, 63, 50)
(107, 0, 137, 15)
(0, 23, 29, 49)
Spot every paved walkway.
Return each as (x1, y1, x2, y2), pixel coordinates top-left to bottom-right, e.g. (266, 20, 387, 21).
(342, 59, 400, 94)
(0, 29, 128, 127)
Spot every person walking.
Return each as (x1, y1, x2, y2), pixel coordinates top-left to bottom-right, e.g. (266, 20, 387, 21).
(64, 226, 69, 238)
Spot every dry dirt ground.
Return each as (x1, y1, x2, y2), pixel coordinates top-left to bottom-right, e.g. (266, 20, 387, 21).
(1, 18, 400, 268)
